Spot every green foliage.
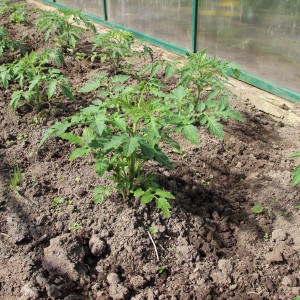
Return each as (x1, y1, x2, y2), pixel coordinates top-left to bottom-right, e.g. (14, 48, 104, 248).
(0, 50, 75, 111)
(52, 197, 64, 207)
(177, 50, 243, 138)
(290, 152, 300, 186)
(251, 204, 264, 214)
(0, 1, 28, 24)
(40, 74, 200, 217)
(148, 227, 158, 234)
(0, 26, 25, 56)
(35, 8, 96, 51)
(91, 29, 153, 74)
(10, 165, 22, 196)
(69, 223, 82, 231)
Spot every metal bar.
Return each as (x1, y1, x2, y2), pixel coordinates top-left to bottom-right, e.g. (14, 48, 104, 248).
(191, 0, 198, 53)
(102, 0, 107, 21)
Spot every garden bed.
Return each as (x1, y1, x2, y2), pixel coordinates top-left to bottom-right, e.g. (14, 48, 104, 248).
(1, 2, 300, 300)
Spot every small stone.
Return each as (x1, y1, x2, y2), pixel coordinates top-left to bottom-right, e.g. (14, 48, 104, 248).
(271, 229, 287, 242)
(210, 271, 231, 286)
(89, 235, 106, 257)
(143, 263, 157, 274)
(130, 275, 146, 289)
(282, 275, 298, 287)
(218, 259, 233, 274)
(20, 283, 39, 300)
(107, 273, 120, 285)
(265, 250, 284, 263)
(108, 284, 129, 300)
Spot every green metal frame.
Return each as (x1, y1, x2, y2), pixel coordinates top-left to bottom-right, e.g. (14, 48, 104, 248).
(191, 0, 198, 53)
(40, 0, 300, 103)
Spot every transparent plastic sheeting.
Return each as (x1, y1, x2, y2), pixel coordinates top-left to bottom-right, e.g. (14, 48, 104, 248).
(56, 0, 104, 18)
(197, 0, 300, 94)
(107, 0, 193, 51)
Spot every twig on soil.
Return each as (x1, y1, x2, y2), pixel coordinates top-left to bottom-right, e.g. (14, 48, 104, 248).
(0, 232, 10, 238)
(147, 230, 160, 262)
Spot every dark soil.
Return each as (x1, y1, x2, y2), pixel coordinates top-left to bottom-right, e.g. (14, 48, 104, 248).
(1, 2, 300, 300)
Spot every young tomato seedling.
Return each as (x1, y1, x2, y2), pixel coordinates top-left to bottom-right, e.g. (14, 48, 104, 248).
(40, 74, 200, 217)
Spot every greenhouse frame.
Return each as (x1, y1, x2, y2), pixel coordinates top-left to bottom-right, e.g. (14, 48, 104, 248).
(41, 0, 300, 102)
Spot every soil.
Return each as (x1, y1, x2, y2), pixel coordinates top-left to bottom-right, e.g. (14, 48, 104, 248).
(1, 2, 300, 300)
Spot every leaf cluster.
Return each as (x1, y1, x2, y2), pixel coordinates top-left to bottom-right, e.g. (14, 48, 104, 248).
(35, 8, 96, 51)
(0, 26, 25, 56)
(291, 152, 300, 186)
(0, 1, 28, 24)
(41, 73, 200, 217)
(91, 29, 153, 74)
(0, 50, 74, 110)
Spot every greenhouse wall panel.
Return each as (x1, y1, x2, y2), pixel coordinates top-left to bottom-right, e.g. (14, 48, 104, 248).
(197, 0, 300, 94)
(106, 0, 193, 51)
(56, 0, 104, 18)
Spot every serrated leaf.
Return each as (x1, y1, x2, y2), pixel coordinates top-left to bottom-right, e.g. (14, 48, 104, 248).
(103, 135, 124, 152)
(155, 189, 175, 199)
(94, 115, 107, 135)
(10, 90, 21, 111)
(123, 137, 139, 157)
(291, 166, 300, 186)
(201, 114, 224, 139)
(165, 63, 176, 79)
(94, 159, 109, 177)
(156, 197, 171, 218)
(111, 75, 130, 83)
(61, 84, 76, 101)
(69, 147, 91, 160)
(47, 80, 57, 99)
(153, 147, 173, 170)
(182, 125, 199, 145)
(251, 204, 264, 214)
(141, 192, 154, 204)
(134, 188, 145, 197)
(207, 87, 221, 101)
(139, 141, 155, 160)
(82, 127, 95, 143)
(113, 116, 127, 132)
(79, 80, 101, 93)
(60, 133, 83, 145)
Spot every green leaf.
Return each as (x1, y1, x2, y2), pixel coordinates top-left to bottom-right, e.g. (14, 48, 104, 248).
(141, 192, 154, 204)
(47, 80, 57, 99)
(153, 148, 173, 170)
(93, 186, 112, 204)
(139, 141, 155, 160)
(94, 115, 107, 135)
(134, 188, 145, 197)
(61, 84, 76, 101)
(155, 189, 175, 199)
(291, 166, 300, 186)
(207, 87, 221, 101)
(251, 204, 264, 214)
(69, 147, 91, 160)
(94, 159, 109, 177)
(124, 137, 139, 157)
(82, 127, 95, 143)
(290, 152, 300, 158)
(182, 125, 199, 145)
(201, 114, 224, 139)
(79, 80, 101, 93)
(156, 197, 171, 218)
(10, 90, 21, 111)
(113, 116, 127, 132)
(111, 75, 131, 83)
(103, 135, 124, 152)
(60, 133, 83, 145)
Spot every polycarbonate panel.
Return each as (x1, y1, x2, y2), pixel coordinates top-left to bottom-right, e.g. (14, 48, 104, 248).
(107, 0, 193, 51)
(56, 0, 104, 18)
(197, 0, 300, 93)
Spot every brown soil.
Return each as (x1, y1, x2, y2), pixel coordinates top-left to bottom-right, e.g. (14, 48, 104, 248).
(1, 3, 300, 300)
